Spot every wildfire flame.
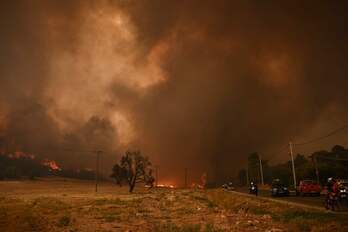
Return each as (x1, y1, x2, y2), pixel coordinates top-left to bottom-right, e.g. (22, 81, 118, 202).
(8, 151, 35, 159)
(42, 159, 61, 171)
(156, 184, 175, 189)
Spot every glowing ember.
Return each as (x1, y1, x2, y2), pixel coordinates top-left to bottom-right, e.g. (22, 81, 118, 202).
(156, 184, 175, 189)
(190, 183, 205, 189)
(42, 159, 61, 171)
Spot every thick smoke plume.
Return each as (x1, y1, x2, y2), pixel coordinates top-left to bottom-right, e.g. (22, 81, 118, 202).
(0, 0, 348, 184)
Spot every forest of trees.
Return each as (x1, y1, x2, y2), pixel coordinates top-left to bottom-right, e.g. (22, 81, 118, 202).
(0, 154, 50, 180)
(238, 145, 348, 187)
(2, 144, 347, 187)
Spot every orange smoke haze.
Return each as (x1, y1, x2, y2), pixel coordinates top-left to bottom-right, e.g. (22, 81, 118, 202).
(1, 1, 348, 185)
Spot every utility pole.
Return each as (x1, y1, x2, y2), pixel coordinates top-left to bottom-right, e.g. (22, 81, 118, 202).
(155, 165, 159, 187)
(335, 152, 339, 177)
(184, 168, 188, 188)
(246, 164, 249, 186)
(5, 138, 8, 154)
(259, 154, 264, 186)
(312, 155, 320, 184)
(289, 142, 297, 189)
(95, 150, 101, 193)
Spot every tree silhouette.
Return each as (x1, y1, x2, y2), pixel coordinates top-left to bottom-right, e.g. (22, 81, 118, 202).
(110, 150, 154, 192)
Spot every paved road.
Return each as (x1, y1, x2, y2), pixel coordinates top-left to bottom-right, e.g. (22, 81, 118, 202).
(235, 187, 348, 212)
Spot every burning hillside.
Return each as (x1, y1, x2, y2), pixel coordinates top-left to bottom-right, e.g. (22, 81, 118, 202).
(8, 151, 35, 159)
(0, 152, 98, 180)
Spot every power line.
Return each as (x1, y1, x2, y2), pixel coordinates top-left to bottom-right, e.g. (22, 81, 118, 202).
(264, 144, 289, 158)
(245, 123, 348, 186)
(39, 148, 106, 153)
(314, 154, 348, 162)
(19, 148, 116, 158)
(294, 124, 348, 146)
(260, 123, 348, 157)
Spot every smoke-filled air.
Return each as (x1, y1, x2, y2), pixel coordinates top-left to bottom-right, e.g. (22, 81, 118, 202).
(1, 0, 348, 185)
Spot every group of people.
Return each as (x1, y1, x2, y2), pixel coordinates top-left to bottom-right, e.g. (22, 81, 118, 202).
(325, 177, 343, 211)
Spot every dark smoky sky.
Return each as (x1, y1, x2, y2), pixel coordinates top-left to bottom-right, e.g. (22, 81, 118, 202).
(0, 0, 348, 185)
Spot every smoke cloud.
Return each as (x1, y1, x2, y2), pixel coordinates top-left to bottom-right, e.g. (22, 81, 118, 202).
(0, 0, 348, 184)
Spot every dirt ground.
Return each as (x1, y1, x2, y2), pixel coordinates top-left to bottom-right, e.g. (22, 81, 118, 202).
(0, 178, 347, 232)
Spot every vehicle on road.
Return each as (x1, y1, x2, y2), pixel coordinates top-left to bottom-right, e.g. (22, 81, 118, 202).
(338, 180, 348, 203)
(297, 180, 321, 196)
(249, 182, 258, 196)
(270, 179, 289, 197)
(324, 177, 340, 211)
(222, 182, 235, 191)
(325, 192, 339, 211)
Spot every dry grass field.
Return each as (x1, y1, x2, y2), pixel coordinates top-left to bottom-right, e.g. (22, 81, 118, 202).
(0, 178, 347, 232)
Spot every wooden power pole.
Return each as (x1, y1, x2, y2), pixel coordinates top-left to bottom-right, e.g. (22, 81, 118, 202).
(246, 164, 249, 185)
(155, 165, 159, 187)
(289, 142, 297, 190)
(184, 168, 188, 188)
(95, 150, 102, 193)
(259, 154, 264, 186)
(312, 155, 320, 184)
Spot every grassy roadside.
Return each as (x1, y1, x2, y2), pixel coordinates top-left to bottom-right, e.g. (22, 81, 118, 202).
(206, 190, 348, 232)
(1, 178, 346, 232)
(0, 187, 283, 232)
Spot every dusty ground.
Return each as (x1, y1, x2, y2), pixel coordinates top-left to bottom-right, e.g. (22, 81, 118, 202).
(0, 178, 347, 232)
